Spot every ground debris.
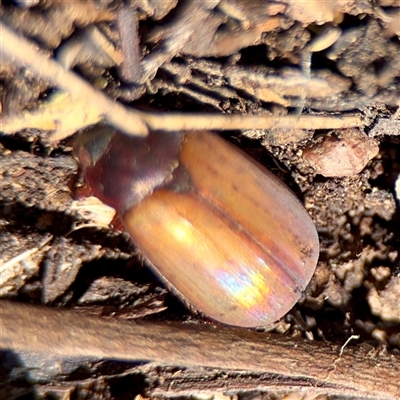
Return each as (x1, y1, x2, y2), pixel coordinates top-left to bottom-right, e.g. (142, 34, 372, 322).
(1, 1, 400, 399)
(302, 128, 379, 177)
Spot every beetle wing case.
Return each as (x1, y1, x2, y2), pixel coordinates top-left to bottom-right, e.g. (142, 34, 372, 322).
(75, 127, 319, 328)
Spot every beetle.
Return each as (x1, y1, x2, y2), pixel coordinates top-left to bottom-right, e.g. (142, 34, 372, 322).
(74, 125, 319, 327)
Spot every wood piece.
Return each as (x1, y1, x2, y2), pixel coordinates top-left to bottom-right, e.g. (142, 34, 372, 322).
(0, 301, 398, 399)
(141, 112, 366, 132)
(0, 21, 148, 137)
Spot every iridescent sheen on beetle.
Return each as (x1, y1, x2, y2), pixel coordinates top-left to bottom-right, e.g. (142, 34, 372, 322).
(75, 125, 319, 327)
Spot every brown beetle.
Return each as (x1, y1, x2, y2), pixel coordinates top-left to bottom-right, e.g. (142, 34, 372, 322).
(75, 126, 319, 327)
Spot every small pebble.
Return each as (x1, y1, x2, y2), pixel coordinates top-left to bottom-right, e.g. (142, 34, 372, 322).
(367, 276, 400, 323)
(303, 128, 379, 177)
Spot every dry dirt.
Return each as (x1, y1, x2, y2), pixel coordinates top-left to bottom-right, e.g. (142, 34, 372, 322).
(1, 1, 400, 399)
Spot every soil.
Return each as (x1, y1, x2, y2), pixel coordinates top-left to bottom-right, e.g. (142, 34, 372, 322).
(1, 1, 400, 399)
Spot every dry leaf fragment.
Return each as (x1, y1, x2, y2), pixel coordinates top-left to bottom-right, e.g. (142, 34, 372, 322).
(284, 0, 344, 24)
(0, 92, 102, 141)
(69, 197, 116, 231)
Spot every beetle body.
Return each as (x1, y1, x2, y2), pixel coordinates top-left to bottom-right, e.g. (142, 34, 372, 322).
(75, 126, 319, 327)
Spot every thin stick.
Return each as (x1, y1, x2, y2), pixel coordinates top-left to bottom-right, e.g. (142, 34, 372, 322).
(141, 112, 365, 132)
(116, 4, 142, 83)
(0, 301, 398, 399)
(0, 21, 366, 139)
(0, 21, 149, 137)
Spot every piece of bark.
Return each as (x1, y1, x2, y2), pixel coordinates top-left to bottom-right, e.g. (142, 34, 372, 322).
(0, 301, 399, 399)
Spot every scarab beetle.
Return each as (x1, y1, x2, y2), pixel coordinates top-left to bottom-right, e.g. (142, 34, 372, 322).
(75, 125, 319, 327)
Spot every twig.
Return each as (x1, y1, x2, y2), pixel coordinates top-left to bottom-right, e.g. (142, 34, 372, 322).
(0, 21, 366, 141)
(0, 301, 398, 399)
(141, 112, 365, 132)
(0, 21, 149, 137)
(116, 3, 142, 83)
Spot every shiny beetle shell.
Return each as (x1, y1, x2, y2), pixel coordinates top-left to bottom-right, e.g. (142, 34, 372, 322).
(75, 126, 319, 328)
